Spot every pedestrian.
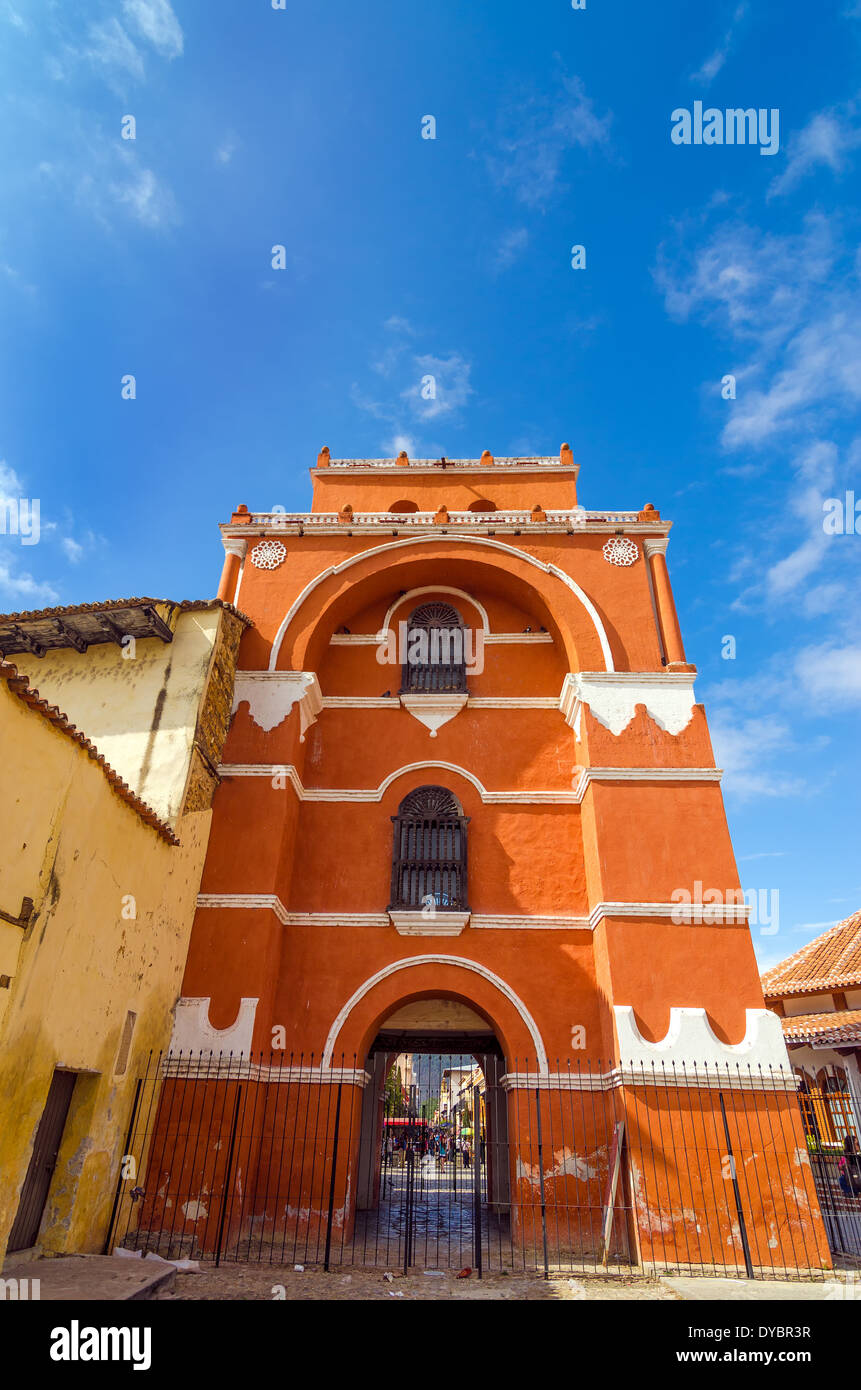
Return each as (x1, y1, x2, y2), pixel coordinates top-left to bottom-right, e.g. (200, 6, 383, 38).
(839, 1134, 861, 1197)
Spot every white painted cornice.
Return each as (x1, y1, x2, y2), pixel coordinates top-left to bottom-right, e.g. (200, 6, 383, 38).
(216, 760, 721, 802)
(162, 1055, 372, 1086)
(320, 695, 559, 710)
(571, 767, 721, 800)
(215, 760, 582, 802)
(196, 895, 747, 931)
(329, 632, 553, 645)
(501, 1065, 796, 1093)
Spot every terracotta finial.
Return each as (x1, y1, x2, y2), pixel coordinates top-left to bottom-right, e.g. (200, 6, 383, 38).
(317, 446, 331, 468)
(560, 442, 574, 467)
(396, 450, 410, 467)
(531, 504, 546, 522)
(338, 503, 354, 523)
(480, 449, 494, 465)
(433, 505, 450, 524)
(638, 502, 661, 521)
(231, 504, 252, 524)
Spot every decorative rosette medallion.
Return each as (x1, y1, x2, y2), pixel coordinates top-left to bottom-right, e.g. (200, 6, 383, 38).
(249, 540, 287, 571)
(602, 537, 639, 566)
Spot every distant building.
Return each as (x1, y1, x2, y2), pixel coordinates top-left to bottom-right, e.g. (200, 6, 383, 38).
(762, 911, 861, 1141)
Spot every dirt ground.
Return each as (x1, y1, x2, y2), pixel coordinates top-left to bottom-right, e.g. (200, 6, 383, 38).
(158, 1264, 681, 1301)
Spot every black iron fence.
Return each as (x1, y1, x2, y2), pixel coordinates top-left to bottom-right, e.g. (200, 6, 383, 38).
(103, 1051, 844, 1278)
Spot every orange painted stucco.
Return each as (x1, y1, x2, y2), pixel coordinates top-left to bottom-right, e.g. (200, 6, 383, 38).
(145, 451, 830, 1272)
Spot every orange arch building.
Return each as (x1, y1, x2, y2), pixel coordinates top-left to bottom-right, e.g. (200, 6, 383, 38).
(151, 445, 829, 1274)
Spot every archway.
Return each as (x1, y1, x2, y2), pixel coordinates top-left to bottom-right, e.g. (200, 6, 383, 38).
(351, 994, 512, 1272)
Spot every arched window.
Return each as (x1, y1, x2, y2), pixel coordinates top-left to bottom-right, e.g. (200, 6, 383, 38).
(389, 500, 419, 513)
(400, 601, 467, 693)
(389, 786, 469, 912)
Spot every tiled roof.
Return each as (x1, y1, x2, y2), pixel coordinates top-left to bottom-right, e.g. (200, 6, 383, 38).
(0, 659, 179, 845)
(781, 1009, 861, 1048)
(0, 597, 251, 625)
(762, 910, 861, 997)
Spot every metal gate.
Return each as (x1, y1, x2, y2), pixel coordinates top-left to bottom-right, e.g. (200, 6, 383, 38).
(8, 1068, 77, 1252)
(106, 1049, 834, 1278)
(354, 1053, 497, 1274)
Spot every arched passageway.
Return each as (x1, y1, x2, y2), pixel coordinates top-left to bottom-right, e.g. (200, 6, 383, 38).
(352, 996, 512, 1274)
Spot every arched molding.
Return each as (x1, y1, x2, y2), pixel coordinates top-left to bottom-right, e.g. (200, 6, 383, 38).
(268, 535, 614, 672)
(322, 955, 548, 1072)
(382, 586, 490, 635)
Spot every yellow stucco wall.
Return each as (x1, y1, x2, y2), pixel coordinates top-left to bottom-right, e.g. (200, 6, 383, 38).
(0, 658, 214, 1259)
(10, 606, 223, 827)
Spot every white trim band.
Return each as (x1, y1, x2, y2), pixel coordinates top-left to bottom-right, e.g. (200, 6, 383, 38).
(195, 896, 749, 930)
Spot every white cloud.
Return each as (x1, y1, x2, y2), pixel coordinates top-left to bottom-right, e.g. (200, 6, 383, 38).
(110, 163, 176, 227)
(655, 213, 835, 348)
(689, 3, 747, 85)
(122, 0, 183, 59)
(401, 353, 473, 421)
(486, 74, 612, 208)
(0, 557, 58, 608)
(769, 109, 861, 198)
(0, 460, 25, 500)
(61, 537, 84, 563)
(492, 227, 528, 274)
(2, 4, 27, 32)
(84, 18, 145, 82)
(216, 135, 238, 165)
(352, 331, 474, 440)
(708, 713, 805, 799)
(383, 433, 417, 458)
(795, 642, 861, 708)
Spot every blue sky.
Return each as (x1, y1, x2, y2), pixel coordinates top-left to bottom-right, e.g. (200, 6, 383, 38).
(1, 0, 859, 970)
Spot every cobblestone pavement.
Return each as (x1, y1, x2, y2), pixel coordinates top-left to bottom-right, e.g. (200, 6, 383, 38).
(158, 1264, 680, 1301)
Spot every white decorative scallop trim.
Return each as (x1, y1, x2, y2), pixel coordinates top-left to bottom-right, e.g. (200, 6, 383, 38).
(231, 671, 323, 738)
(267, 534, 615, 672)
(169, 997, 259, 1056)
(321, 956, 548, 1072)
(560, 671, 697, 738)
(613, 1005, 792, 1075)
